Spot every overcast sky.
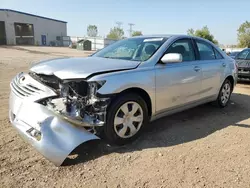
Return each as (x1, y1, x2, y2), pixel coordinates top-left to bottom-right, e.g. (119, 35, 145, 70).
(1, 0, 250, 45)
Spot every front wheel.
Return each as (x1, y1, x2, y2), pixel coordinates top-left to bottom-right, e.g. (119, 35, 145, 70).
(217, 79, 232, 107)
(104, 93, 149, 145)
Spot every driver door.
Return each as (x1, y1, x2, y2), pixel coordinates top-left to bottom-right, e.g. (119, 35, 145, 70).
(155, 38, 203, 114)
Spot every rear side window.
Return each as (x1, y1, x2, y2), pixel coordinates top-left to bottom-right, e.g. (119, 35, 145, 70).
(196, 40, 216, 60)
(214, 48, 223, 59)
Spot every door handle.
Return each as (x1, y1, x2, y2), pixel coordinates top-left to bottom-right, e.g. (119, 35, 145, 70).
(222, 62, 226, 67)
(194, 66, 201, 72)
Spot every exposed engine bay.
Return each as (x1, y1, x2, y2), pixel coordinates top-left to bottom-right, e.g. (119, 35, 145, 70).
(29, 72, 110, 133)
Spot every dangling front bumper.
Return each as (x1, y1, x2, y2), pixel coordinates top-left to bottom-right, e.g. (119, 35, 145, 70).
(9, 74, 100, 166)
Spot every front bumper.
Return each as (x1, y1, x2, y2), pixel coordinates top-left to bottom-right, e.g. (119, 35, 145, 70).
(237, 68, 250, 79)
(9, 89, 99, 166)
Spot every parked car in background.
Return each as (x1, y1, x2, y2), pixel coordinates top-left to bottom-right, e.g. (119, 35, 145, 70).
(229, 51, 241, 59)
(9, 35, 237, 165)
(235, 48, 250, 80)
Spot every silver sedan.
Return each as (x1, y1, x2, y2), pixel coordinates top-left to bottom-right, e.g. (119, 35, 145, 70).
(9, 35, 238, 165)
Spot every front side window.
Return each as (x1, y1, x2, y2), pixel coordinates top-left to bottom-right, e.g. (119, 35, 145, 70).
(92, 37, 167, 61)
(196, 40, 216, 60)
(165, 39, 195, 61)
(237, 50, 249, 60)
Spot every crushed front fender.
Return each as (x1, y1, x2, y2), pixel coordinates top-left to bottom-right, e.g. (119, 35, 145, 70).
(9, 92, 99, 166)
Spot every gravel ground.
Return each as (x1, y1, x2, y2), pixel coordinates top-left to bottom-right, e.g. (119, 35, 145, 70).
(1, 46, 250, 188)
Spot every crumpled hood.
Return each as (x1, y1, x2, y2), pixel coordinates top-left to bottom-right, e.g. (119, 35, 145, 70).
(30, 57, 140, 79)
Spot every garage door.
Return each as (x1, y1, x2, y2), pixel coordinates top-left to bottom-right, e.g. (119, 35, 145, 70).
(0, 21, 6, 45)
(14, 23, 34, 45)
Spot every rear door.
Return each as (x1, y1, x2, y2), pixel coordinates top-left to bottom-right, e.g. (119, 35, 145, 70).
(155, 38, 202, 113)
(194, 39, 225, 99)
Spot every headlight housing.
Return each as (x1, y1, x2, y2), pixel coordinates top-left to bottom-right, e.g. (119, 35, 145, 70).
(88, 81, 106, 97)
(59, 80, 106, 98)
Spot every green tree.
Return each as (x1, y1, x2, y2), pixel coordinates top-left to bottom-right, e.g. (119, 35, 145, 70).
(187, 28, 194, 36)
(87, 25, 98, 37)
(107, 27, 124, 40)
(187, 26, 218, 44)
(132, 31, 142, 36)
(237, 21, 250, 48)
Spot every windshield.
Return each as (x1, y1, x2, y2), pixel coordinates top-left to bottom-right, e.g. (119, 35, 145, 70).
(92, 37, 167, 61)
(236, 50, 249, 59)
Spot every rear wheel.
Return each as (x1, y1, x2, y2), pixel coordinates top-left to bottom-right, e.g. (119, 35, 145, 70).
(217, 79, 232, 107)
(104, 93, 149, 145)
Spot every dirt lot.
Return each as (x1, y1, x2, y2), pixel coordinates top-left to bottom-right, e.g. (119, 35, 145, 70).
(1, 46, 250, 188)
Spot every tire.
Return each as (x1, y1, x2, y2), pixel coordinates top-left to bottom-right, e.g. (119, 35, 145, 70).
(217, 79, 232, 108)
(104, 93, 149, 145)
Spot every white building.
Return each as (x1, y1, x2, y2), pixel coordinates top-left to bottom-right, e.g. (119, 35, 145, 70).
(0, 9, 67, 46)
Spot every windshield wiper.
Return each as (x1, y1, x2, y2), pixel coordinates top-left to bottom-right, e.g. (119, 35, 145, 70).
(103, 56, 118, 59)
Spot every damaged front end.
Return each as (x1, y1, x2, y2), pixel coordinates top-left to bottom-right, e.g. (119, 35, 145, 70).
(29, 72, 110, 133)
(9, 72, 111, 166)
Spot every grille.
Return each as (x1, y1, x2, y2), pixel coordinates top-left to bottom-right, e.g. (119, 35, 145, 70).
(238, 67, 250, 71)
(11, 73, 42, 97)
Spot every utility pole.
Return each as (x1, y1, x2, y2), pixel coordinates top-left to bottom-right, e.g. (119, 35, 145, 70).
(128, 23, 135, 37)
(116, 21, 123, 28)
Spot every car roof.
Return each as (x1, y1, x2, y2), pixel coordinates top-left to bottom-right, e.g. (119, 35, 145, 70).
(132, 34, 185, 39)
(131, 34, 213, 43)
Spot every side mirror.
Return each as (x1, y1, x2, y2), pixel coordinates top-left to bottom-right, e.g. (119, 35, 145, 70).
(161, 53, 182, 64)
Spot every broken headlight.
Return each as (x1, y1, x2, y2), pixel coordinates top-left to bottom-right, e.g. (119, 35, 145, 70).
(58, 80, 106, 100)
(46, 80, 108, 127)
(88, 81, 106, 98)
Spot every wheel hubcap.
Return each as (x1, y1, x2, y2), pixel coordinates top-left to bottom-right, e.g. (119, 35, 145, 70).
(114, 102, 143, 138)
(221, 83, 231, 105)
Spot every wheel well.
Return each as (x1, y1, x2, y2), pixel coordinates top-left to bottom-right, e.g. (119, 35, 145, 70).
(120, 88, 152, 117)
(226, 75, 234, 89)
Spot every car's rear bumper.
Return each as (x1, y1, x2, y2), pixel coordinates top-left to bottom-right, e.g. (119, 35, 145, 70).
(9, 90, 99, 166)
